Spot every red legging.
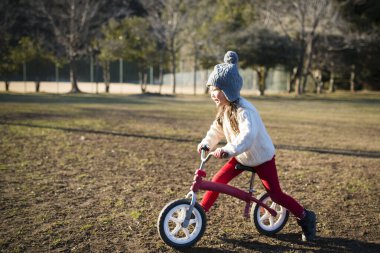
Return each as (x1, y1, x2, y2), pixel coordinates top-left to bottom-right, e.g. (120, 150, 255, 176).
(200, 156, 305, 219)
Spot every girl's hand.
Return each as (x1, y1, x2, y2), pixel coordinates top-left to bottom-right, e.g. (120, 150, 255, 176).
(197, 143, 210, 154)
(213, 148, 228, 159)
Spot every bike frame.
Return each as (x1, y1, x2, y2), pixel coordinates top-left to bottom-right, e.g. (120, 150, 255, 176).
(190, 169, 277, 217)
(183, 151, 277, 227)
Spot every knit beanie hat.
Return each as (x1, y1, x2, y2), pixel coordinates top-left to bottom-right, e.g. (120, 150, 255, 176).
(207, 51, 243, 102)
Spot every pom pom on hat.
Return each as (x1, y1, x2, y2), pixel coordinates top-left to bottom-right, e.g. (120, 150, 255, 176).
(207, 51, 242, 102)
(224, 51, 239, 64)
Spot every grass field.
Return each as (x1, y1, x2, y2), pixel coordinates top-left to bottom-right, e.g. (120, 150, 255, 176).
(0, 92, 379, 253)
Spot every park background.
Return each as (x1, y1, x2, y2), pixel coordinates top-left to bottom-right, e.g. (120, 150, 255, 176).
(1, 1, 380, 253)
(1, 0, 379, 96)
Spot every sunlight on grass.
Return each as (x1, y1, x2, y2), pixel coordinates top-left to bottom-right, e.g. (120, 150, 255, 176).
(79, 224, 93, 232)
(129, 210, 142, 220)
(1, 93, 379, 252)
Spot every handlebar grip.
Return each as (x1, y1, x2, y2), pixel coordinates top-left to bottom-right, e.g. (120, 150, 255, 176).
(221, 152, 229, 159)
(201, 145, 210, 151)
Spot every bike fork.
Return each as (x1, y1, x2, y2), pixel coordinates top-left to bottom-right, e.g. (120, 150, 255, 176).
(182, 191, 196, 228)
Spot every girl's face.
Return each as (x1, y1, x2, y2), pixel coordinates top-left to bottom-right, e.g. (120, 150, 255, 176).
(209, 86, 228, 107)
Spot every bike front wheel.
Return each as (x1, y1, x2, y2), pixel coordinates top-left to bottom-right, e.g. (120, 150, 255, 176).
(251, 192, 289, 235)
(157, 199, 206, 249)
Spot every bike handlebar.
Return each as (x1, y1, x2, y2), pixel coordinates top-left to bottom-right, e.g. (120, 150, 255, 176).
(201, 150, 214, 162)
(200, 149, 228, 169)
(201, 150, 229, 159)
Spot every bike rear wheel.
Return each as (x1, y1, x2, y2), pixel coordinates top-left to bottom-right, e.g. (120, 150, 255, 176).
(251, 192, 289, 235)
(157, 199, 206, 248)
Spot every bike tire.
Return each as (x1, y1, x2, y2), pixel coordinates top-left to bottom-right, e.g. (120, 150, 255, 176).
(157, 198, 206, 248)
(251, 192, 289, 235)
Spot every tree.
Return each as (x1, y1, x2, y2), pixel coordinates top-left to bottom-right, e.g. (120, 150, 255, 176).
(10, 37, 39, 91)
(310, 35, 342, 93)
(201, 0, 297, 95)
(96, 18, 125, 93)
(141, 0, 194, 94)
(0, 35, 18, 91)
(307, 0, 380, 93)
(0, 0, 22, 91)
(199, 0, 256, 66)
(34, 0, 131, 93)
(182, 0, 215, 95)
(239, 28, 298, 95)
(263, 0, 333, 95)
(191, 0, 258, 94)
(181, 0, 220, 95)
(96, 16, 158, 93)
(120, 17, 159, 93)
(335, 0, 380, 91)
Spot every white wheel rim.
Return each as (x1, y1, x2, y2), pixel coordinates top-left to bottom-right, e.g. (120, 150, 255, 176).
(163, 204, 203, 245)
(256, 196, 287, 231)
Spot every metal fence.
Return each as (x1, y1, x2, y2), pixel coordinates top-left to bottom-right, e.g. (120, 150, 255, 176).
(163, 66, 290, 95)
(1, 57, 291, 94)
(6, 58, 143, 83)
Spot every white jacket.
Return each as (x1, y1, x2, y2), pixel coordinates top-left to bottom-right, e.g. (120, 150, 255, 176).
(201, 97, 275, 166)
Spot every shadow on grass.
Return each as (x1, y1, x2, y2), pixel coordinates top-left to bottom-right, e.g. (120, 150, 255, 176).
(220, 233, 380, 253)
(275, 144, 380, 158)
(1, 121, 380, 158)
(0, 93, 175, 104)
(2, 92, 380, 106)
(0, 121, 194, 143)
(245, 93, 380, 105)
(179, 247, 236, 253)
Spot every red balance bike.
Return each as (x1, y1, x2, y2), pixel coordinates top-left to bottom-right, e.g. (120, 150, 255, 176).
(157, 148, 289, 249)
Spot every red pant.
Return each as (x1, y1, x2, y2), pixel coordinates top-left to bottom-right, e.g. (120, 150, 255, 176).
(200, 157, 305, 219)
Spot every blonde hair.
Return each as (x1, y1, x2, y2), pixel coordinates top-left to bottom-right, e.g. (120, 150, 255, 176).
(216, 100, 240, 134)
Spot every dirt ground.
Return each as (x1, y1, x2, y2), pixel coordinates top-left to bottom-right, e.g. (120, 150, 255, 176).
(0, 93, 379, 253)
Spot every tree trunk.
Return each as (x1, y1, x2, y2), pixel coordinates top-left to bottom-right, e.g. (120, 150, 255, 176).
(193, 50, 198, 96)
(316, 81, 323, 94)
(256, 66, 267, 96)
(158, 64, 163, 94)
(302, 36, 315, 92)
(171, 61, 176, 94)
(350, 65, 356, 93)
(102, 61, 110, 93)
(171, 46, 176, 94)
(35, 80, 40, 93)
(5, 80, 10, 91)
(295, 40, 306, 96)
(295, 64, 303, 96)
(287, 70, 293, 93)
(143, 70, 148, 92)
(204, 69, 209, 94)
(69, 59, 81, 93)
(294, 77, 301, 95)
(328, 71, 335, 93)
(312, 69, 323, 94)
(139, 70, 148, 93)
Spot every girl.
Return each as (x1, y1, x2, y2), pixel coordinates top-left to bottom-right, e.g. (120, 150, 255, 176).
(197, 51, 317, 242)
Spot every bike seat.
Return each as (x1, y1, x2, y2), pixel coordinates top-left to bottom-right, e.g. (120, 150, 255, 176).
(235, 163, 256, 173)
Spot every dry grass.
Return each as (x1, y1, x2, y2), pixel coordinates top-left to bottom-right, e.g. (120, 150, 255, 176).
(0, 92, 379, 253)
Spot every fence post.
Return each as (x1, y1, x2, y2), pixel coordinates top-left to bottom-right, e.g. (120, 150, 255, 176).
(119, 58, 123, 83)
(55, 63, 59, 93)
(150, 66, 153, 84)
(90, 55, 94, 83)
(23, 62, 26, 92)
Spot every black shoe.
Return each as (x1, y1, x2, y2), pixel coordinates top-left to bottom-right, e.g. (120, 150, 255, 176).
(297, 209, 316, 242)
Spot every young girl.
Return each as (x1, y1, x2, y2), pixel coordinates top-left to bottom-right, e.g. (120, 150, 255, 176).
(197, 51, 317, 242)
